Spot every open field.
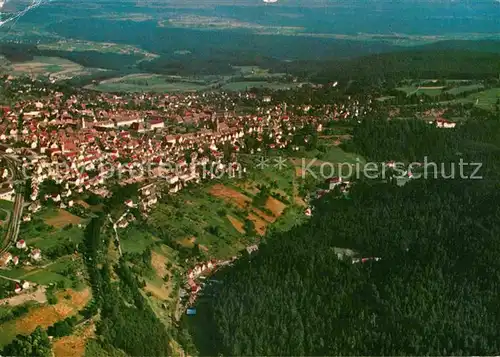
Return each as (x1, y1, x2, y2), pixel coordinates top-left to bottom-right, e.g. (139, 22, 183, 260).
(396, 85, 444, 97)
(151, 250, 169, 278)
(86, 72, 212, 90)
(209, 184, 274, 222)
(4, 56, 105, 80)
(209, 184, 251, 209)
(221, 81, 302, 91)
(452, 87, 500, 111)
(247, 212, 267, 236)
(445, 83, 484, 95)
(119, 227, 158, 254)
(144, 246, 176, 301)
(86, 74, 210, 93)
(0, 288, 91, 347)
(291, 146, 364, 178)
(178, 236, 196, 249)
(53, 321, 95, 357)
(209, 182, 288, 234)
(144, 282, 170, 300)
(140, 245, 180, 328)
(147, 188, 266, 256)
(38, 40, 159, 60)
(232, 65, 287, 79)
(265, 197, 287, 217)
(1, 256, 84, 287)
(43, 209, 82, 228)
(85, 70, 300, 93)
(0, 200, 14, 211)
(22, 221, 84, 251)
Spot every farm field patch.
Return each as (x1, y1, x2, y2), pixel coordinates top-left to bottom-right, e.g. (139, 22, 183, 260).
(0, 288, 91, 347)
(52, 322, 95, 357)
(43, 209, 82, 229)
(226, 215, 245, 234)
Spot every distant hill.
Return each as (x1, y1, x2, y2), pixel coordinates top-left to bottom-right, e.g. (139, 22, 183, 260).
(417, 40, 500, 54)
(276, 49, 500, 84)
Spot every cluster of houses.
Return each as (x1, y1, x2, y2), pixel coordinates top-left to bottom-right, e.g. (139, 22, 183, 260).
(13, 280, 31, 294)
(315, 176, 352, 199)
(183, 256, 238, 308)
(0, 83, 403, 225)
(334, 247, 381, 264)
(0, 239, 42, 268)
(184, 259, 219, 306)
(0, 76, 374, 225)
(182, 243, 261, 311)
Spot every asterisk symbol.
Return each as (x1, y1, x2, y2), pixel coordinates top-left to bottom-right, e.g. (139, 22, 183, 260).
(256, 156, 269, 170)
(273, 156, 288, 170)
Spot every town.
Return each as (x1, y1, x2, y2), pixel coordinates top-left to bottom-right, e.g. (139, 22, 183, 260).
(0, 73, 492, 357)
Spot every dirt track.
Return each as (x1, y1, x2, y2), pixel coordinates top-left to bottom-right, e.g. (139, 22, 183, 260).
(0, 286, 47, 307)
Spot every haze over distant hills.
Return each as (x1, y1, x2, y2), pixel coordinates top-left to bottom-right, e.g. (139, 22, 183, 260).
(5, 0, 500, 38)
(0, 0, 498, 86)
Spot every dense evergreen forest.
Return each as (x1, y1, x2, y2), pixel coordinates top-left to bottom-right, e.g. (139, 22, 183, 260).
(197, 118, 500, 356)
(276, 50, 500, 85)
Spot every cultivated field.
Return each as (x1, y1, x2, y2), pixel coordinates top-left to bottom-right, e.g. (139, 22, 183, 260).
(53, 322, 96, 357)
(86, 70, 301, 93)
(226, 214, 245, 234)
(0, 288, 91, 347)
(39, 40, 158, 59)
(6, 56, 104, 80)
(43, 209, 82, 229)
(86, 73, 211, 93)
(221, 81, 302, 91)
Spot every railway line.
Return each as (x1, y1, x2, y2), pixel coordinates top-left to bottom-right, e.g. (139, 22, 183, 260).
(0, 155, 25, 255)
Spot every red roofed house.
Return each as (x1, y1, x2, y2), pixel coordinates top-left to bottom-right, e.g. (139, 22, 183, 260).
(30, 249, 42, 261)
(149, 119, 165, 130)
(16, 239, 27, 250)
(327, 177, 342, 190)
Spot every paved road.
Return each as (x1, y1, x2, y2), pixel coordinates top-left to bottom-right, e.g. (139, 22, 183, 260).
(0, 273, 21, 283)
(108, 213, 125, 257)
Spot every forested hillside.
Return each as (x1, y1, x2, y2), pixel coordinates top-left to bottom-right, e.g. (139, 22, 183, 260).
(81, 217, 173, 356)
(199, 118, 500, 356)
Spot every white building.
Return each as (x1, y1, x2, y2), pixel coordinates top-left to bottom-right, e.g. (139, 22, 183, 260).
(16, 240, 27, 250)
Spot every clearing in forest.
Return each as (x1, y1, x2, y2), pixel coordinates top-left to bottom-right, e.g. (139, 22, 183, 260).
(52, 322, 95, 357)
(151, 251, 169, 278)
